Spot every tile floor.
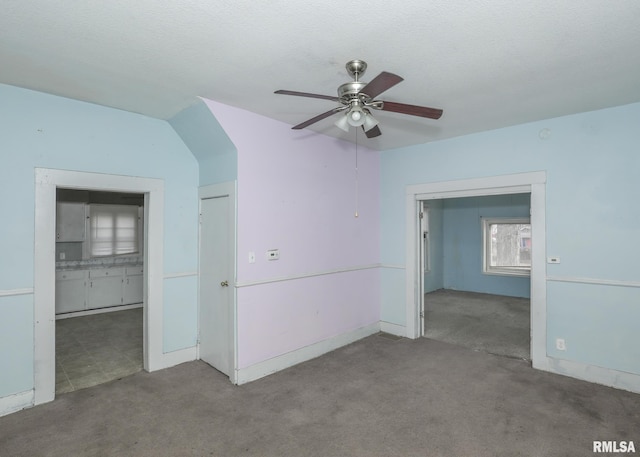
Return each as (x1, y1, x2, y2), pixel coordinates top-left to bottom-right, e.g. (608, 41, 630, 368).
(55, 308, 143, 394)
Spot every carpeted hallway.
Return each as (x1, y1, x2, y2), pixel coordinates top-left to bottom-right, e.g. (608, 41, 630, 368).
(1, 334, 638, 457)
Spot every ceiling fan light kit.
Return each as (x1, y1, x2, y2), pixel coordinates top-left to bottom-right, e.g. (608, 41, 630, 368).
(334, 114, 350, 132)
(362, 110, 379, 132)
(275, 60, 443, 138)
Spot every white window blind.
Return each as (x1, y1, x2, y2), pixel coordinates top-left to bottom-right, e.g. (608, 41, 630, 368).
(90, 204, 140, 257)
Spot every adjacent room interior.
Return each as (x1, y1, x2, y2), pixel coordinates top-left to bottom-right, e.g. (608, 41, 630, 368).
(54, 189, 144, 393)
(421, 194, 531, 360)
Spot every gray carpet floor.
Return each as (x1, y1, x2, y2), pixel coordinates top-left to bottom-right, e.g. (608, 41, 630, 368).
(425, 289, 530, 360)
(1, 334, 638, 457)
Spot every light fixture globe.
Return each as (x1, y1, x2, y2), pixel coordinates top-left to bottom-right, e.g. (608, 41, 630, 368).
(362, 110, 379, 132)
(346, 100, 365, 127)
(334, 113, 350, 132)
(347, 110, 364, 126)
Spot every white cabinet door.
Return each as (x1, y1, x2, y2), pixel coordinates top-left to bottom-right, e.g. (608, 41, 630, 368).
(55, 270, 87, 314)
(56, 202, 86, 242)
(87, 267, 124, 309)
(123, 266, 143, 305)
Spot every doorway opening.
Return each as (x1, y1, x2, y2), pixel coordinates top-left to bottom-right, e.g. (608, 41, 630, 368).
(405, 172, 546, 369)
(55, 189, 145, 393)
(419, 195, 531, 360)
(34, 168, 165, 406)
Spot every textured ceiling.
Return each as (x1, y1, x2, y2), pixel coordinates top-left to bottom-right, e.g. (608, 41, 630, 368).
(2, 1, 640, 150)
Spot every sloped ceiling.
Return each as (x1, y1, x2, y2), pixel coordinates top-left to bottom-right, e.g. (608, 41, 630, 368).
(2, 1, 640, 150)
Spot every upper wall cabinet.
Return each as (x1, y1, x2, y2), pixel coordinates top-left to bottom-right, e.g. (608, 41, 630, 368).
(56, 202, 86, 242)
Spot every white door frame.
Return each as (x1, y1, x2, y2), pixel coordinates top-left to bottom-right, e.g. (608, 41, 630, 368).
(198, 181, 237, 384)
(405, 171, 547, 369)
(418, 201, 428, 337)
(34, 168, 164, 405)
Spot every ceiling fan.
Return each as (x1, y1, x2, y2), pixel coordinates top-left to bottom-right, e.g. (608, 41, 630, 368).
(275, 60, 443, 138)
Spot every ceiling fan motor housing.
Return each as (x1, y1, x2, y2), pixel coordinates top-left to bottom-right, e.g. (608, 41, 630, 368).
(338, 60, 376, 107)
(338, 81, 368, 102)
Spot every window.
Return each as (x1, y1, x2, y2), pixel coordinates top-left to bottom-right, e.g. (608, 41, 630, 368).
(89, 204, 140, 257)
(482, 218, 531, 276)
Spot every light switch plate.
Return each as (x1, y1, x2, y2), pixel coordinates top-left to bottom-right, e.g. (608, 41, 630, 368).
(248, 252, 255, 264)
(266, 249, 279, 260)
(547, 256, 561, 264)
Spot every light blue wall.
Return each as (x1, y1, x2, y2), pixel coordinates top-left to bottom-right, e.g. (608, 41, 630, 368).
(442, 194, 531, 298)
(380, 102, 640, 376)
(169, 100, 237, 186)
(0, 84, 200, 397)
(163, 276, 199, 352)
(0, 295, 33, 397)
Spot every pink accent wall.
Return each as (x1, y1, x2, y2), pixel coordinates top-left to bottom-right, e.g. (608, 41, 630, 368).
(203, 100, 380, 368)
(237, 269, 380, 368)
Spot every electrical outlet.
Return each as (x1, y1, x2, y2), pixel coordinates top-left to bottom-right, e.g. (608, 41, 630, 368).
(556, 338, 566, 351)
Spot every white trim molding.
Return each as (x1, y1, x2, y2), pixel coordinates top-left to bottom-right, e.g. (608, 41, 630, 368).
(54, 303, 143, 320)
(0, 389, 34, 418)
(235, 323, 380, 385)
(164, 271, 198, 279)
(0, 288, 34, 298)
(405, 171, 547, 367)
(537, 356, 640, 395)
(547, 276, 640, 288)
(34, 168, 165, 408)
(235, 264, 381, 288)
(380, 321, 406, 337)
(158, 346, 198, 370)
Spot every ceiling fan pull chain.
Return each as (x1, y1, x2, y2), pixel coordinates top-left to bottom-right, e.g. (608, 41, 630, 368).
(354, 128, 359, 218)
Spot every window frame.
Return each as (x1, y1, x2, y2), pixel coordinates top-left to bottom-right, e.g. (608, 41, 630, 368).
(481, 217, 531, 277)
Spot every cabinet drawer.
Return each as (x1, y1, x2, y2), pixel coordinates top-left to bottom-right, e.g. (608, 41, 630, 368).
(125, 266, 144, 276)
(89, 267, 125, 278)
(56, 270, 86, 281)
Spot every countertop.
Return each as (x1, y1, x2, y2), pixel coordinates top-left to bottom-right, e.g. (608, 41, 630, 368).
(56, 255, 143, 271)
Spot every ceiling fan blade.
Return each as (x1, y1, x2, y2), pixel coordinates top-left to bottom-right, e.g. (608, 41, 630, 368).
(363, 125, 382, 138)
(381, 101, 443, 119)
(275, 90, 339, 102)
(360, 72, 404, 99)
(292, 107, 346, 130)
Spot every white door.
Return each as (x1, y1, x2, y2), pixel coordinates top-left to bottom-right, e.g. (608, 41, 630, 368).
(199, 196, 231, 375)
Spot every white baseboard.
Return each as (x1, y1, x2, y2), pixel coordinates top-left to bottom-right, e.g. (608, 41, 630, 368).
(380, 321, 407, 337)
(158, 346, 197, 370)
(535, 356, 640, 394)
(55, 303, 143, 320)
(0, 389, 34, 417)
(235, 322, 380, 385)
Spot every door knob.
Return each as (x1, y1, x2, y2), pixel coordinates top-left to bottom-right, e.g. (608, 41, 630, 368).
(220, 280, 229, 287)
